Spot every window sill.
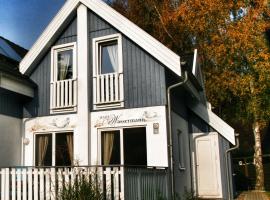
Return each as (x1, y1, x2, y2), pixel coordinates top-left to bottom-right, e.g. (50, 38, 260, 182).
(94, 101, 124, 110)
(50, 106, 77, 114)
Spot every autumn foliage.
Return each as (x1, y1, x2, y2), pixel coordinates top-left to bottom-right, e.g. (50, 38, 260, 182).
(111, 0, 270, 190)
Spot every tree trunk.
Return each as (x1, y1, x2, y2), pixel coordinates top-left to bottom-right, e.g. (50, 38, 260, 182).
(253, 121, 265, 191)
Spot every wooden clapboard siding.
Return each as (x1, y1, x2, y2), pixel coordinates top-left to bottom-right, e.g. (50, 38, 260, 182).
(23, 17, 77, 118)
(88, 11, 167, 111)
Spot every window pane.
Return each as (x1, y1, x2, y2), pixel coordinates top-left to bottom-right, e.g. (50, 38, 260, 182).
(56, 133, 73, 166)
(123, 128, 147, 166)
(57, 50, 73, 80)
(100, 42, 118, 74)
(101, 131, 120, 165)
(35, 134, 52, 166)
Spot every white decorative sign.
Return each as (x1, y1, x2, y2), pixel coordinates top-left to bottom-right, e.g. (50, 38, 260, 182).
(94, 110, 159, 128)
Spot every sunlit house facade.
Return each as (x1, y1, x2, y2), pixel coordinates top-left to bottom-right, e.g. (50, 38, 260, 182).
(0, 1, 236, 199)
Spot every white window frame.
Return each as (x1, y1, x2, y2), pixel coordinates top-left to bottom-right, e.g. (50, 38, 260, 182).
(34, 131, 74, 166)
(50, 42, 77, 114)
(97, 126, 147, 166)
(93, 34, 124, 110)
(51, 42, 77, 82)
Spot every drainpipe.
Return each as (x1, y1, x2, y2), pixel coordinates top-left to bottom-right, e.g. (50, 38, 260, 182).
(167, 71, 188, 199)
(225, 133, 239, 200)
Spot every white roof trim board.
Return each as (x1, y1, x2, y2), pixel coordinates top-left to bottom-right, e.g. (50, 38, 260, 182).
(19, 0, 181, 76)
(20, 0, 80, 74)
(188, 102, 235, 145)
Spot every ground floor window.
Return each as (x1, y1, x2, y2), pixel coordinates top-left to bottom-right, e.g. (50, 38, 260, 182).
(35, 132, 73, 166)
(101, 127, 147, 166)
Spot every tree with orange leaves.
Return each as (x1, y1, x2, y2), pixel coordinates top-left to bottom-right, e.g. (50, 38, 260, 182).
(111, 0, 270, 190)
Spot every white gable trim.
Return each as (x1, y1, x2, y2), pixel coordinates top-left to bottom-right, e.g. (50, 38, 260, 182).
(19, 0, 80, 74)
(20, 0, 181, 76)
(188, 102, 235, 145)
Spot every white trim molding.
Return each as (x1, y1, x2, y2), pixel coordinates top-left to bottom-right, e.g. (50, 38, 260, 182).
(19, 0, 181, 77)
(188, 102, 235, 145)
(92, 34, 124, 110)
(76, 4, 89, 165)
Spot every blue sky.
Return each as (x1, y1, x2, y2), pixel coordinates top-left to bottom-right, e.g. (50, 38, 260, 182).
(0, 0, 65, 49)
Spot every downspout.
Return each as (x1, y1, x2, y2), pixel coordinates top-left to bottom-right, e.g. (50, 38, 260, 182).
(167, 71, 188, 199)
(225, 133, 239, 200)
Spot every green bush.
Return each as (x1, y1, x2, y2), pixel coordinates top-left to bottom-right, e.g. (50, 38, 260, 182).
(58, 174, 104, 200)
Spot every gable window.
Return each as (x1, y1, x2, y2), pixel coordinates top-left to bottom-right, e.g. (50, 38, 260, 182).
(93, 34, 124, 110)
(35, 132, 73, 166)
(50, 43, 77, 113)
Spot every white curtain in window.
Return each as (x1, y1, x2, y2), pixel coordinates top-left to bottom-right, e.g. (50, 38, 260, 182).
(103, 132, 115, 165)
(38, 135, 49, 166)
(58, 53, 70, 80)
(106, 44, 118, 72)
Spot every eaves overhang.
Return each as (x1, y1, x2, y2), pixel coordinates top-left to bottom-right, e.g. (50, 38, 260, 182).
(188, 101, 235, 145)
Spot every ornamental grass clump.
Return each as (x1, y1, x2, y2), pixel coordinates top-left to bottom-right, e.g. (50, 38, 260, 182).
(58, 172, 104, 200)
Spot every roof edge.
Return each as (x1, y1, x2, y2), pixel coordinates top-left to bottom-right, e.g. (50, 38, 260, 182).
(20, 0, 181, 76)
(19, 0, 80, 75)
(188, 102, 235, 145)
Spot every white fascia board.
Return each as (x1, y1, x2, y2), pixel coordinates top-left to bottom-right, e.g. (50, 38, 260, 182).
(19, 0, 80, 75)
(188, 102, 235, 145)
(0, 75, 34, 97)
(81, 0, 181, 76)
(20, 0, 181, 77)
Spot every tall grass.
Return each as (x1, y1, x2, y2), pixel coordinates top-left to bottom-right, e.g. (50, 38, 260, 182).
(58, 172, 104, 200)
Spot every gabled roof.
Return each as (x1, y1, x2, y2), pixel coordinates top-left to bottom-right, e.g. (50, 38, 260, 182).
(188, 101, 235, 145)
(19, 0, 181, 76)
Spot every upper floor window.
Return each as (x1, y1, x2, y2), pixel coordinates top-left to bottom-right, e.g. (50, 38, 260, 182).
(50, 43, 77, 113)
(93, 34, 124, 110)
(100, 41, 118, 74)
(57, 49, 73, 80)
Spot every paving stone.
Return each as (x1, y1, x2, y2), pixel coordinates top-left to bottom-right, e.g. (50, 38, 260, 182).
(236, 191, 269, 200)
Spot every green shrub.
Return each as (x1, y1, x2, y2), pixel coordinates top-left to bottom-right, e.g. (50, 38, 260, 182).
(58, 173, 104, 200)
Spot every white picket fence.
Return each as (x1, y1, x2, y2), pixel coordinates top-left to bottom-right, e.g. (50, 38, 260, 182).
(0, 166, 123, 200)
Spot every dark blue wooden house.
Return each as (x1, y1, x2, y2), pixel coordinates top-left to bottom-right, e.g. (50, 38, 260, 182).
(0, 1, 237, 199)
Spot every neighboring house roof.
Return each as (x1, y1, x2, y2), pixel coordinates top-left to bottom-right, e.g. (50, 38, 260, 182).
(19, 0, 181, 76)
(0, 36, 27, 62)
(188, 102, 235, 145)
(0, 37, 35, 97)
